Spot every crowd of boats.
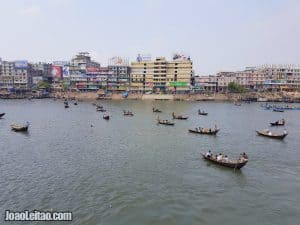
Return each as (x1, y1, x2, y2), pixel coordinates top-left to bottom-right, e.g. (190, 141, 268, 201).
(1, 99, 297, 171)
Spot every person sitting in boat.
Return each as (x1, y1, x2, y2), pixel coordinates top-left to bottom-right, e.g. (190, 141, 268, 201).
(224, 155, 229, 162)
(283, 129, 287, 135)
(205, 150, 212, 158)
(240, 152, 248, 162)
(217, 153, 223, 161)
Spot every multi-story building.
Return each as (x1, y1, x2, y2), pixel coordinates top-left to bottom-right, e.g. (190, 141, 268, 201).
(193, 75, 217, 92)
(130, 54, 193, 93)
(0, 60, 33, 90)
(107, 57, 130, 92)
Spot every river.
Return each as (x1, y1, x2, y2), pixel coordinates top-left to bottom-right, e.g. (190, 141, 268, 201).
(0, 99, 299, 225)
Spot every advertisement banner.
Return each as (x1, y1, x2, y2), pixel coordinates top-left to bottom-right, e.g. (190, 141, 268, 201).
(14, 60, 28, 69)
(86, 67, 100, 73)
(169, 81, 189, 87)
(63, 66, 70, 78)
(51, 65, 62, 78)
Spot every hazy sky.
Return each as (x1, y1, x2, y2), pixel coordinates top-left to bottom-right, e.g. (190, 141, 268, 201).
(0, 0, 300, 74)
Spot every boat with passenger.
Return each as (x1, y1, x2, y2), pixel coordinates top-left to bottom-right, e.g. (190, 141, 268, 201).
(152, 107, 162, 113)
(270, 119, 285, 126)
(11, 122, 29, 132)
(201, 152, 248, 169)
(123, 110, 134, 116)
(256, 129, 287, 139)
(172, 112, 188, 120)
(198, 109, 208, 115)
(157, 116, 174, 126)
(189, 126, 219, 135)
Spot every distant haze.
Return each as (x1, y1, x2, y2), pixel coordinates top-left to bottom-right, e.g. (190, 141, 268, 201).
(1, 0, 300, 75)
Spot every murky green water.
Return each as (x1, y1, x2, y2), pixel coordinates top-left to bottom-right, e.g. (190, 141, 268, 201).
(0, 99, 299, 225)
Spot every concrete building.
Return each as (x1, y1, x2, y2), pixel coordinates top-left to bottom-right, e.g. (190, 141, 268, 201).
(107, 57, 130, 92)
(0, 60, 33, 90)
(130, 55, 193, 93)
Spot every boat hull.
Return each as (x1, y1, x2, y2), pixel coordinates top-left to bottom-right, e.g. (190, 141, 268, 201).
(256, 131, 287, 139)
(201, 154, 248, 169)
(189, 129, 219, 135)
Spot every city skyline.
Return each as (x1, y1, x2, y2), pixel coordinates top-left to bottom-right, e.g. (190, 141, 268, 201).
(1, 0, 300, 75)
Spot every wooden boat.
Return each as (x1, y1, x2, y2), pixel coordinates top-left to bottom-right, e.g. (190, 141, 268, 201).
(273, 108, 284, 112)
(157, 117, 174, 126)
(189, 127, 219, 135)
(64, 104, 69, 108)
(103, 115, 110, 120)
(234, 102, 242, 106)
(123, 110, 134, 116)
(0, 113, 5, 118)
(172, 112, 188, 120)
(256, 129, 287, 139)
(97, 108, 106, 112)
(270, 119, 285, 126)
(198, 110, 208, 115)
(74, 102, 78, 105)
(11, 122, 29, 132)
(152, 107, 162, 113)
(201, 153, 248, 169)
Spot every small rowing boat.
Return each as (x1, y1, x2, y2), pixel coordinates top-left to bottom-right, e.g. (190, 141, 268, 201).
(201, 153, 248, 169)
(172, 112, 188, 120)
(157, 116, 174, 125)
(189, 127, 219, 135)
(198, 109, 208, 115)
(273, 108, 284, 112)
(123, 110, 134, 116)
(256, 129, 287, 139)
(0, 113, 5, 118)
(270, 119, 285, 126)
(11, 122, 29, 132)
(152, 107, 162, 113)
(103, 114, 110, 120)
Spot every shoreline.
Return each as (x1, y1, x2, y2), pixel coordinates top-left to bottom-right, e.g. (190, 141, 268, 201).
(2, 91, 300, 103)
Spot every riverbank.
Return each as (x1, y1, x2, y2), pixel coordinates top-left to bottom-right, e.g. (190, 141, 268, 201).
(50, 91, 300, 103)
(2, 91, 300, 103)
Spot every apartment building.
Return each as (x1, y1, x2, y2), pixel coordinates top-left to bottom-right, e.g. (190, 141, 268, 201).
(130, 55, 193, 93)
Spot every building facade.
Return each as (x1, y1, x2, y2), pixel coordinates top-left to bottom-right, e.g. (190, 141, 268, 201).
(130, 55, 193, 93)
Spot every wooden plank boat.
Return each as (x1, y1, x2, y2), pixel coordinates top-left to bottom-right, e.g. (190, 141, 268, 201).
(74, 102, 78, 105)
(64, 104, 69, 108)
(273, 108, 284, 112)
(270, 119, 285, 126)
(123, 110, 134, 116)
(172, 112, 188, 120)
(103, 115, 110, 120)
(157, 117, 174, 125)
(201, 153, 248, 169)
(152, 107, 162, 113)
(97, 108, 106, 112)
(11, 122, 29, 132)
(256, 129, 287, 139)
(0, 113, 5, 118)
(189, 127, 219, 135)
(198, 110, 208, 115)
(234, 102, 242, 106)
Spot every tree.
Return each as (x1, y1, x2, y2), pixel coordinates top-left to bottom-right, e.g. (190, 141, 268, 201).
(228, 82, 245, 93)
(37, 81, 50, 90)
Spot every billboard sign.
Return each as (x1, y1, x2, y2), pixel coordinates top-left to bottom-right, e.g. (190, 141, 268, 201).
(63, 66, 70, 78)
(172, 54, 190, 61)
(14, 60, 28, 69)
(109, 56, 129, 66)
(86, 67, 100, 73)
(136, 54, 151, 62)
(51, 65, 62, 78)
(169, 81, 189, 87)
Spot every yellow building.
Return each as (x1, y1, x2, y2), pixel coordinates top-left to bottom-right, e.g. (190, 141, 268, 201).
(130, 55, 193, 93)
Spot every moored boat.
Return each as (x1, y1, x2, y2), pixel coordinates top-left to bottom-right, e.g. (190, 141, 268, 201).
(189, 126, 219, 135)
(157, 116, 174, 125)
(270, 119, 285, 126)
(152, 107, 162, 113)
(256, 129, 287, 139)
(97, 108, 106, 112)
(0, 113, 5, 118)
(273, 108, 284, 112)
(198, 109, 208, 115)
(11, 122, 29, 132)
(103, 114, 110, 120)
(201, 153, 248, 169)
(172, 112, 188, 120)
(123, 110, 134, 116)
